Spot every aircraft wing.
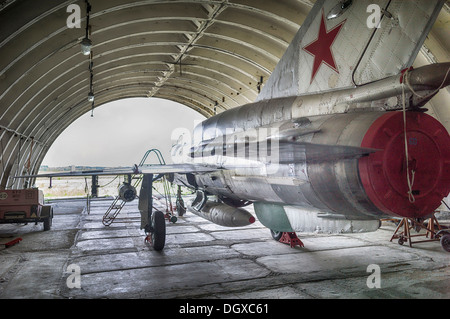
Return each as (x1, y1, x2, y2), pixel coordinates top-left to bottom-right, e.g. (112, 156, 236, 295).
(14, 163, 222, 179)
(138, 164, 221, 175)
(257, 0, 445, 100)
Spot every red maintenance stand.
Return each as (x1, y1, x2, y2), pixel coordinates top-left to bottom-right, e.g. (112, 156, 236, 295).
(0, 189, 53, 231)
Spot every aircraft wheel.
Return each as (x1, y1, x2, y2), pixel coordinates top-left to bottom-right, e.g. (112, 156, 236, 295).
(440, 233, 450, 252)
(270, 230, 283, 241)
(151, 210, 166, 251)
(176, 198, 186, 216)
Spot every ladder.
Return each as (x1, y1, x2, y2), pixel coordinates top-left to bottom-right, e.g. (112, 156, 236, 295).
(102, 179, 138, 226)
(102, 149, 166, 226)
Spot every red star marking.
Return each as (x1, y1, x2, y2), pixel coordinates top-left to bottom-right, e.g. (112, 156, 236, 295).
(302, 10, 346, 84)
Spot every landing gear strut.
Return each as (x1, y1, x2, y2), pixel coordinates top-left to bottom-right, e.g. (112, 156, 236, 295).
(140, 174, 166, 251)
(175, 185, 186, 217)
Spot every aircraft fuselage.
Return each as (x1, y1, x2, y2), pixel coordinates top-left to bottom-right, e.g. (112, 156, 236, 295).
(171, 63, 450, 223)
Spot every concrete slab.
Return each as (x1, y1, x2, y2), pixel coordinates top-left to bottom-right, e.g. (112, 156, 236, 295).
(294, 267, 450, 298)
(0, 251, 69, 299)
(74, 236, 137, 253)
(232, 235, 370, 257)
(0, 255, 20, 279)
(211, 228, 272, 241)
(256, 245, 424, 274)
(70, 245, 241, 275)
(63, 258, 271, 299)
(216, 286, 311, 299)
(166, 232, 216, 245)
(165, 225, 199, 235)
(78, 228, 137, 241)
(0, 198, 448, 300)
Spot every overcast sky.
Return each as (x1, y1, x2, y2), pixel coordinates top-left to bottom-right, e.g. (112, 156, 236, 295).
(41, 98, 205, 167)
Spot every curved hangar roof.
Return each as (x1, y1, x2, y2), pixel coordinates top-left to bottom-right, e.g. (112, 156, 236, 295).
(0, 0, 449, 189)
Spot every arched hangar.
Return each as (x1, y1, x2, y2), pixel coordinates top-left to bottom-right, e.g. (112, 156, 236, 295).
(0, 0, 449, 189)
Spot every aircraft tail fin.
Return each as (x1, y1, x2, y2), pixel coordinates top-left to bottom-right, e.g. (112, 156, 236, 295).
(257, 0, 445, 101)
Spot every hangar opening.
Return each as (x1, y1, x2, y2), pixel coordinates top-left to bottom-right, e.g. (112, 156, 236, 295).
(34, 97, 205, 198)
(41, 97, 205, 168)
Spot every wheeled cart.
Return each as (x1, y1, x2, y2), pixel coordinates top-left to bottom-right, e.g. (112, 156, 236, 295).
(0, 189, 53, 231)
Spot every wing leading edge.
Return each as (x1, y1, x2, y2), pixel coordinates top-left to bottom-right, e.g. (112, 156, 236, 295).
(14, 163, 222, 179)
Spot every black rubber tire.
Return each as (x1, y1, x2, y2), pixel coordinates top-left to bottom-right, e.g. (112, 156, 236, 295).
(176, 199, 186, 217)
(43, 217, 51, 231)
(270, 229, 283, 241)
(440, 233, 450, 252)
(42, 206, 53, 231)
(151, 210, 166, 251)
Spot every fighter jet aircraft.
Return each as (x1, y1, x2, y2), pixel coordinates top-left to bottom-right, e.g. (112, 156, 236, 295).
(17, 0, 450, 252)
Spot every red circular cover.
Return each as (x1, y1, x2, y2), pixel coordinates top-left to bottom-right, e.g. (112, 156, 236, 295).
(359, 111, 450, 218)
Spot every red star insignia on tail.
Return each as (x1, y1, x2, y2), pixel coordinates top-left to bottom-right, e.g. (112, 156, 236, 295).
(302, 10, 346, 84)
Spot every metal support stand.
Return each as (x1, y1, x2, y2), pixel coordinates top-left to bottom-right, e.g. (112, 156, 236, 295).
(389, 213, 445, 248)
(279, 232, 304, 248)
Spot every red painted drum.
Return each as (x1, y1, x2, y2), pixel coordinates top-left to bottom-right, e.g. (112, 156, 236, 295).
(359, 111, 450, 218)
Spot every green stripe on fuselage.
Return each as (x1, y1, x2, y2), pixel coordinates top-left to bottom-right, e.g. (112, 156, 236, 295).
(253, 202, 293, 232)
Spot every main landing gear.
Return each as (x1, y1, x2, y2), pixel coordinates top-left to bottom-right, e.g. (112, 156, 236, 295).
(145, 210, 166, 251)
(141, 179, 186, 251)
(270, 230, 304, 248)
(140, 174, 167, 251)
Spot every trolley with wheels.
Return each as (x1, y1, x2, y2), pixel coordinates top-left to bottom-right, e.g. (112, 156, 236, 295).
(0, 188, 53, 231)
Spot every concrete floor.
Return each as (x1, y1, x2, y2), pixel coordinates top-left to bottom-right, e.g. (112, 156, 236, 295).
(0, 197, 448, 299)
